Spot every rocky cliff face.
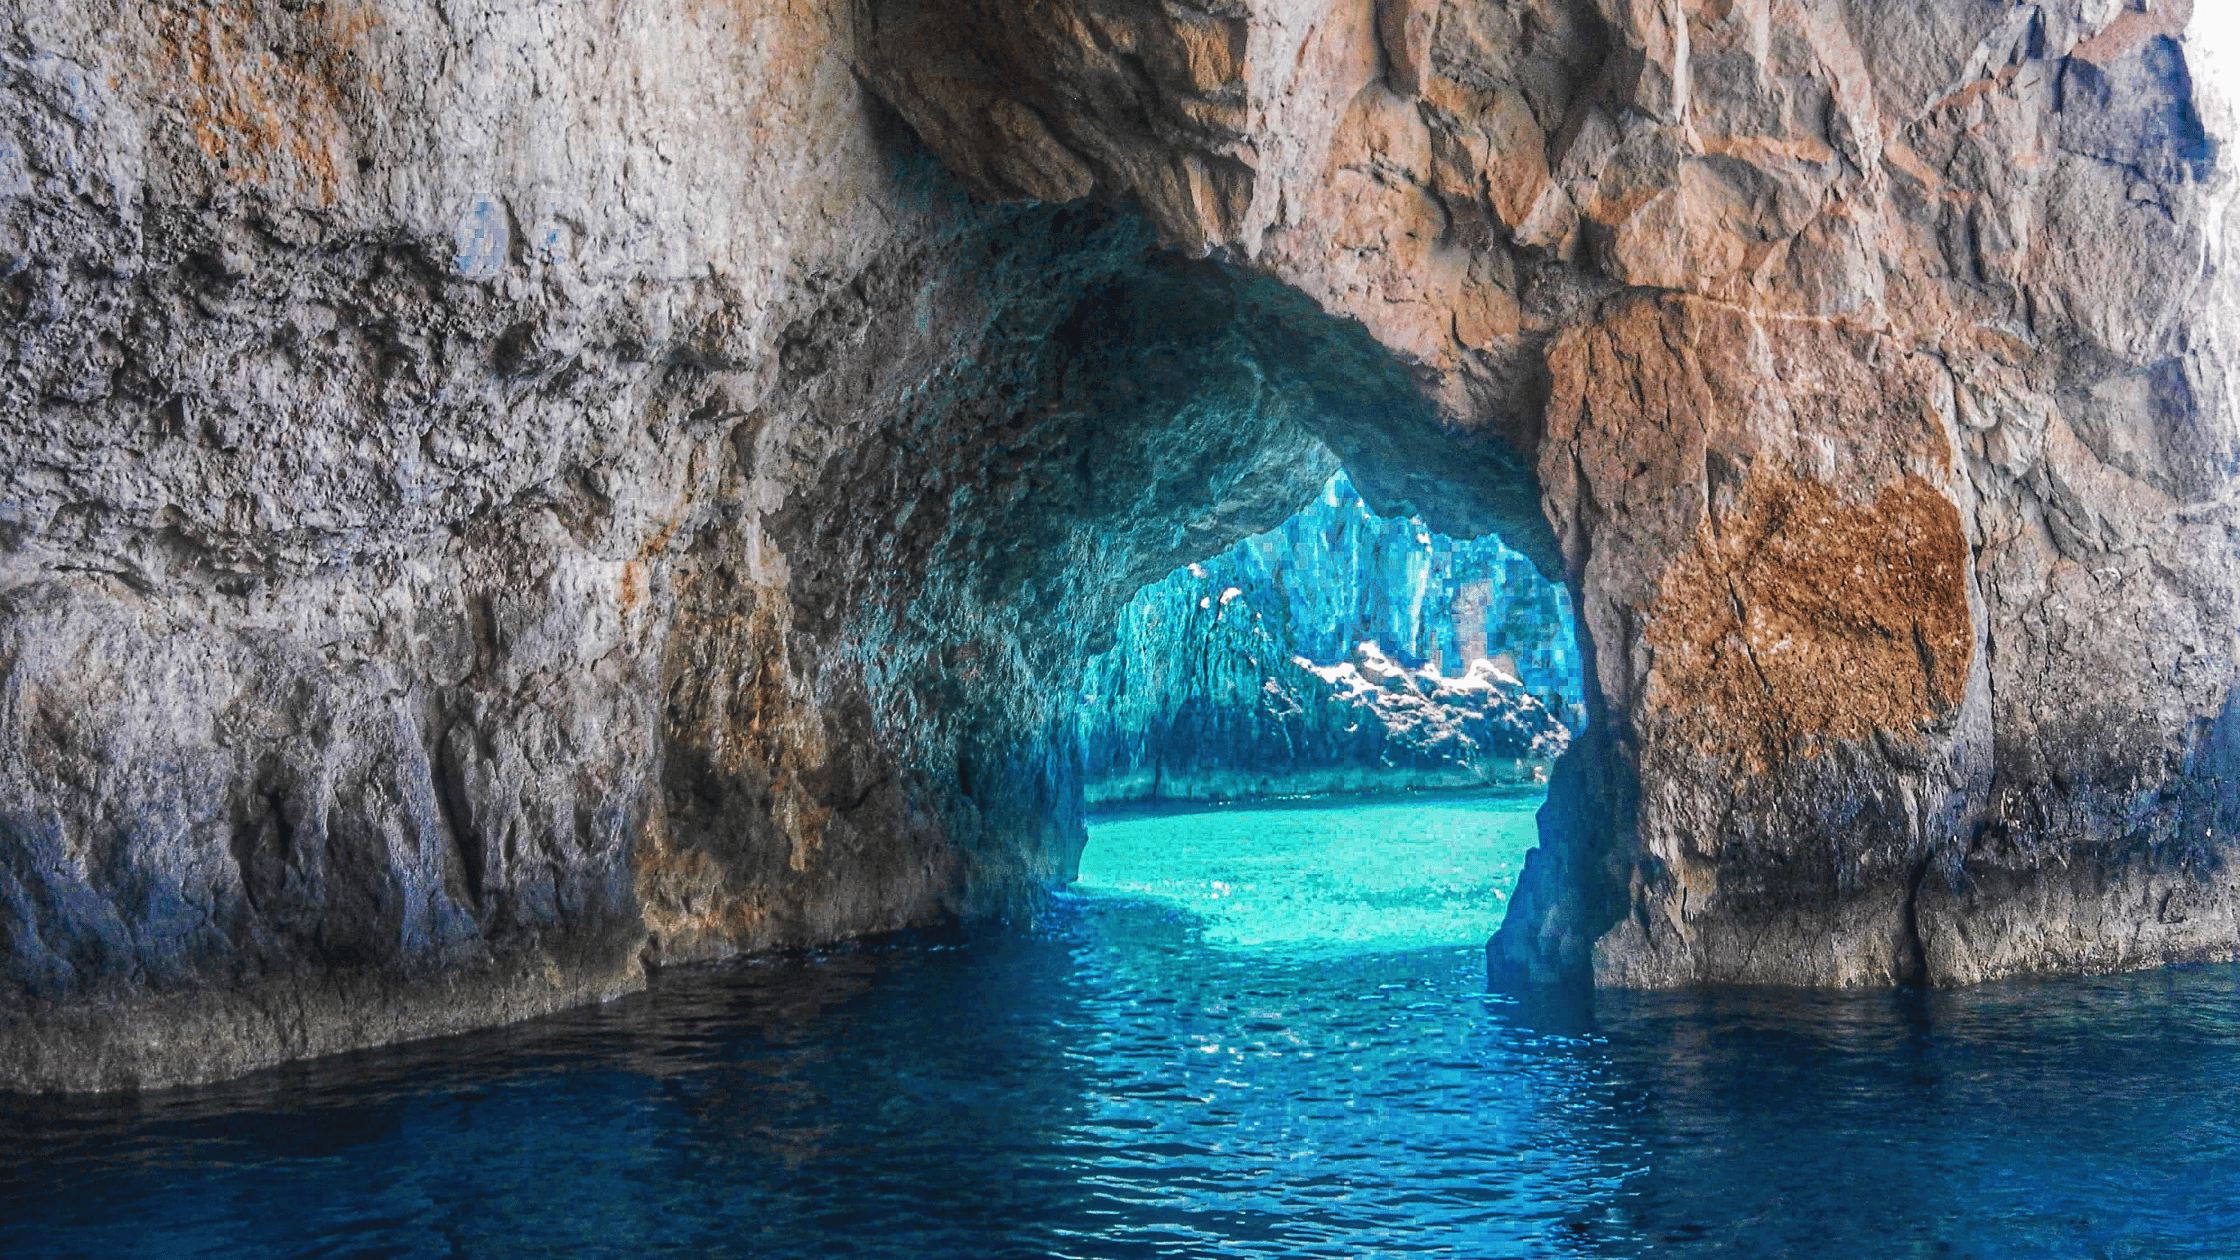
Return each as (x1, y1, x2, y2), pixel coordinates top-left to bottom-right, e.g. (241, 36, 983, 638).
(861, 0, 2240, 989)
(0, 0, 1392, 1090)
(2, 0, 2236, 1089)
(1078, 471, 1577, 802)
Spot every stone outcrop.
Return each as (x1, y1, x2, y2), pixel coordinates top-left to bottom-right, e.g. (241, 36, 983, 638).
(2, 0, 2236, 1087)
(859, 0, 2240, 989)
(1078, 471, 1576, 802)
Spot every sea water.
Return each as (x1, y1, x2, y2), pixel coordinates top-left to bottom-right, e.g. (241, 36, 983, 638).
(3, 791, 2237, 1258)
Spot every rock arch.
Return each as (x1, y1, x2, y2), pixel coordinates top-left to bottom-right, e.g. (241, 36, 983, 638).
(0, 0, 2235, 1089)
(857, 0, 2240, 989)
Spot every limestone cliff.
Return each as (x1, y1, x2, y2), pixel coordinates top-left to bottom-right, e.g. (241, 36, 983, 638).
(2, 0, 2236, 1089)
(858, 0, 2240, 988)
(1078, 470, 1577, 802)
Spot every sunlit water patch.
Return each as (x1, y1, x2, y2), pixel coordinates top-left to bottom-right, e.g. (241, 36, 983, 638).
(1075, 791, 1542, 953)
(4, 794, 2239, 1258)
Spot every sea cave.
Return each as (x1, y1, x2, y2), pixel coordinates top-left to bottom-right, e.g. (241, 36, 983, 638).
(3, 0, 2239, 1255)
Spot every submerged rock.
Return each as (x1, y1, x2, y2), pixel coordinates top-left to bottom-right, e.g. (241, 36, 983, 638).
(1079, 474, 1577, 803)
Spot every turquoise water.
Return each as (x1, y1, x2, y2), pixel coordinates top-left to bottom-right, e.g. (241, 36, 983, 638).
(4, 792, 2239, 1258)
(1075, 792, 1542, 953)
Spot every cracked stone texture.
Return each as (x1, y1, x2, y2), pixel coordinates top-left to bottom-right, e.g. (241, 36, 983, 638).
(859, 0, 2240, 989)
(2, 0, 2237, 1088)
(1076, 470, 1579, 804)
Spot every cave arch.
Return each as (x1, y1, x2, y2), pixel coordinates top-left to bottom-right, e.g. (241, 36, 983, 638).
(5, 0, 2240, 1094)
(645, 197, 1601, 973)
(847, 0, 2240, 998)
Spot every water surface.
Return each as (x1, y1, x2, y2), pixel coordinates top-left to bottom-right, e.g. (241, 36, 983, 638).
(1075, 790, 1541, 952)
(3, 792, 2236, 1258)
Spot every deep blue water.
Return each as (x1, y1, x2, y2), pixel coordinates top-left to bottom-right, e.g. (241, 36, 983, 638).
(3, 793, 2238, 1258)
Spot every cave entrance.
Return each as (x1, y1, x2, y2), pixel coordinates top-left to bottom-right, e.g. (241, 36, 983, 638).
(1063, 467, 1582, 955)
(750, 200, 1593, 954)
(1077, 468, 1583, 808)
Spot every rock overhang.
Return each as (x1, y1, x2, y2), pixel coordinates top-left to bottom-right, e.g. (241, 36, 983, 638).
(0, 0, 2236, 1090)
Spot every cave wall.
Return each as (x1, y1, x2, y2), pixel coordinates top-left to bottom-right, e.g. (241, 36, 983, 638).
(0, 0, 2236, 1088)
(1077, 470, 1578, 803)
(1111, 470, 1584, 693)
(0, 0, 1436, 1090)
(858, 0, 2240, 988)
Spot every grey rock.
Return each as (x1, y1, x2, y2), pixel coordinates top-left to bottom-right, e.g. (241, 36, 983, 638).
(0, 0, 2234, 1089)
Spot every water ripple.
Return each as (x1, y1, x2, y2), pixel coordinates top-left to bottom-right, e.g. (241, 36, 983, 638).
(2, 797, 2237, 1257)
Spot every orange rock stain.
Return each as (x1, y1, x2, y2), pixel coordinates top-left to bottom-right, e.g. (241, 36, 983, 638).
(137, 0, 383, 203)
(1643, 470, 1973, 772)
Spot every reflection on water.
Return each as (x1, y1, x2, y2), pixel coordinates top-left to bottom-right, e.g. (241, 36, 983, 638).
(2, 795, 2236, 1258)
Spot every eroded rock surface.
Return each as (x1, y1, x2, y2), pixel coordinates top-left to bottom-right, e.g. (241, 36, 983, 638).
(0, 0, 1424, 1090)
(2, 0, 2237, 1087)
(1078, 471, 1576, 803)
(861, 0, 2240, 989)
